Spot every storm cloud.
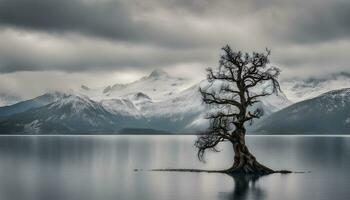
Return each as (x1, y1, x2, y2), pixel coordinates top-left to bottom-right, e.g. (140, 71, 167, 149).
(0, 0, 349, 80)
(0, 0, 139, 42)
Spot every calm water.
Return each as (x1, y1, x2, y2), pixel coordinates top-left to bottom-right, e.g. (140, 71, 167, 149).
(0, 135, 349, 200)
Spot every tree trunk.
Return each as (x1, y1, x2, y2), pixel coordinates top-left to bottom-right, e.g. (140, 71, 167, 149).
(226, 133, 274, 175)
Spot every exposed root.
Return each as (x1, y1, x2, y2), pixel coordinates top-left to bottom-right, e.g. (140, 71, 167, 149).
(149, 168, 225, 173)
(136, 168, 293, 175)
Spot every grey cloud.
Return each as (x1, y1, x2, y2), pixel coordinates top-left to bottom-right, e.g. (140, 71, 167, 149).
(0, 32, 217, 73)
(0, 0, 349, 77)
(0, 0, 221, 48)
(0, 0, 349, 46)
(281, 1, 350, 44)
(0, 0, 141, 42)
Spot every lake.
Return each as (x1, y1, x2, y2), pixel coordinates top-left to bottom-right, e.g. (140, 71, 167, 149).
(0, 135, 349, 200)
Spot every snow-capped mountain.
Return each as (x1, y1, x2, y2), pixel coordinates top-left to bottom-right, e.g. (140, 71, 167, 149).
(0, 93, 21, 107)
(255, 88, 350, 134)
(0, 91, 64, 117)
(79, 69, 193, 102)
(135, 84, 207, 132)
(93, 76, 290, 133)
(281, 72, 350, 102)
(0, 92, 145, 134)
(101, 97, 141, 117)
(0, 70, 291, 134)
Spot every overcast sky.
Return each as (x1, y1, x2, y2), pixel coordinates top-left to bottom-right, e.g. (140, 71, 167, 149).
(0, 0, 349, 97)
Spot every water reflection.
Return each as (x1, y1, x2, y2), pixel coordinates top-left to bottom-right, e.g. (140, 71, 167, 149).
(219, 175, 266, 200)
(0, 135, 348, 200)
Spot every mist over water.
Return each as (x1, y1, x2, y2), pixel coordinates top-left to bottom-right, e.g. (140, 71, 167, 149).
(0, 135, 349, 200)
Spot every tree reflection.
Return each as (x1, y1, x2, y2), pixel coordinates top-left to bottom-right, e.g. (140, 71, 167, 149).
(219, 174, 266, 200)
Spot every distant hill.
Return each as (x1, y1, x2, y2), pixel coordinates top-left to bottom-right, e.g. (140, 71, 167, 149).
(255, 88, 350, 134)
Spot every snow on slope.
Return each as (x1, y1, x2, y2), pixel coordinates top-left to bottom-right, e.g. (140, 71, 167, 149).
(3, 91, 122, 134)
(108, 80, 292, 132)
(76, 69, 292, 132)
(47, 92, 101, 113)
(0, 93, 22, 107)
(140, 84, 203, 117)
(257, 88, 291, 114)
(0, 91, 69, 117)
(79, 69, 193, 101)
(0, 69, 292, 133)
(315, 88, 350, 112)
(101, 98, 141, 117)
(281, 72, 350, 102)
(43, 92, 117, 128)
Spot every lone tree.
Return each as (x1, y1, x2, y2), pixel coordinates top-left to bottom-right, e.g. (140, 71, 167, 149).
(195, 45, 281, 175)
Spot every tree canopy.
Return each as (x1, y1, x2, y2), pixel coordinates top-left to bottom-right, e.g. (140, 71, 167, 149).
(195, 45, 281, 162)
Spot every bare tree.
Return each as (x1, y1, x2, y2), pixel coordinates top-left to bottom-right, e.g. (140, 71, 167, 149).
(195, 45, 281, 175)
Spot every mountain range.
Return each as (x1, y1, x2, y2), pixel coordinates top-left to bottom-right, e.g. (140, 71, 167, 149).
(0, 69, 290, 134)
(1, 70, 350, 134)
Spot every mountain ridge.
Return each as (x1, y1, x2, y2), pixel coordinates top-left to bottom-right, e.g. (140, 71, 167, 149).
(0, 69, 291, 134)
(255, 88, 350, 134)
